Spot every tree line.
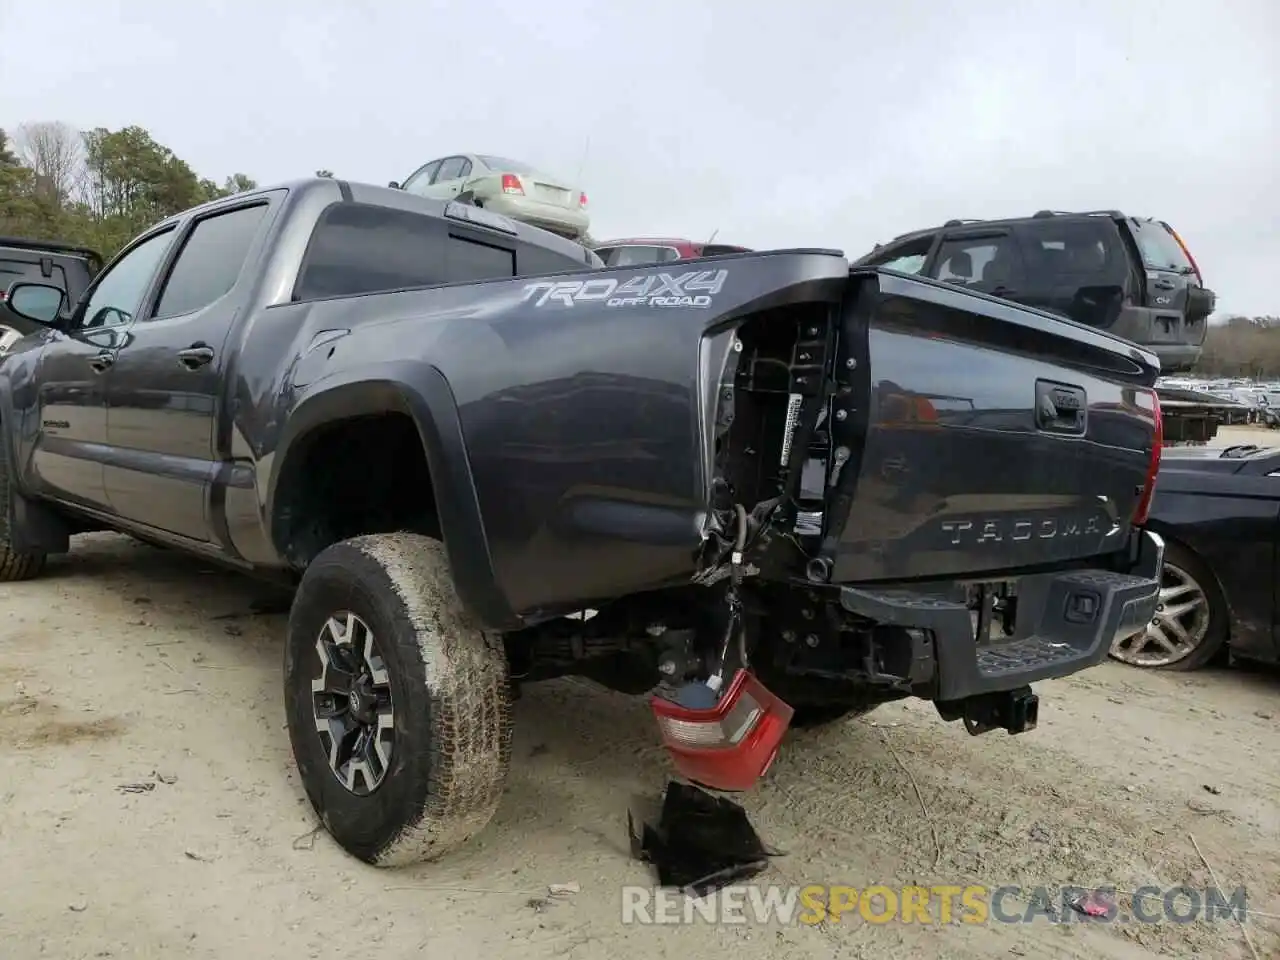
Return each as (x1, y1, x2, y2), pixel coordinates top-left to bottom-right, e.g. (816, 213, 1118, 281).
(0, 119, 336, 262)
(1191, 317, 1280, 379)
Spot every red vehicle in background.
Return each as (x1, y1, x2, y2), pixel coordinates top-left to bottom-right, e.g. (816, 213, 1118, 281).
(592, 237, 752, 266)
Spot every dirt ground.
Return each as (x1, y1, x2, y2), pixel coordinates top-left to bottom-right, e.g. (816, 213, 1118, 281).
(2, 527, 1278, 959)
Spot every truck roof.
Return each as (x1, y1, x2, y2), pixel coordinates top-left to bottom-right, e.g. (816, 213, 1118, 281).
(153, 177, 598, 266)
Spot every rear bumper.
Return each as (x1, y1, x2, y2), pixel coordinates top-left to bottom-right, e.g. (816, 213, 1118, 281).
(482, 195, 589, 237)
(837, 530, 1165, 701)
(1110, 306, 1206, 373)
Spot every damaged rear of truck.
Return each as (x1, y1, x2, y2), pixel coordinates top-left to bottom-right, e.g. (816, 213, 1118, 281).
(0, 181, 1164, 867)
(499, 252, 1165, 793)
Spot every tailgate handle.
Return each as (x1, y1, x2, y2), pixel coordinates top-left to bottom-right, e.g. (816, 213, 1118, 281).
(1035, 380, 1087, 436)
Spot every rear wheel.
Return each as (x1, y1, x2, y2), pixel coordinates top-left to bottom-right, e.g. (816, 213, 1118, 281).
(0, 436, 46, 582)
(284, 533, 512, 866)
(1109, 540, 1227, 671)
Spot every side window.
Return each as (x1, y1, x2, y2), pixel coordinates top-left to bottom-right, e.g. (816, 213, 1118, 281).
(401, 160, 443, 196)
(594, 247, 619, 266)
(151, 204, 269, 320)
(456, 158, 472, 179)
(78, 229, 176, 329)
(435, 157, 467, 183)
(516, 239, 597, 277)
(295, 203, 450, 300)
(446, 235, 514, 282)
(933, 234, 1022, 289)
(864, 235, 934, 274)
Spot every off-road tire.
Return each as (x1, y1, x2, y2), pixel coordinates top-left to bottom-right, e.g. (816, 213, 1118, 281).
(0, 435, 47, 582)
(284, 533, 512, 866)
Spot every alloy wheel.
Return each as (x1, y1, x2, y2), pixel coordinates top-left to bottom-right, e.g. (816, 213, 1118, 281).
(310, 611, 395, 795)
(1110, 563, 1211, 667)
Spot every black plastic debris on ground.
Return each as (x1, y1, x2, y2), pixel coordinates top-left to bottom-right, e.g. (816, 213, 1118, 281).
(629, 781, 781, 900)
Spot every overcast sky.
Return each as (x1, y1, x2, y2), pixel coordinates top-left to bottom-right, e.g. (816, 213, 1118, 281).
(2, 0, 1275, 315)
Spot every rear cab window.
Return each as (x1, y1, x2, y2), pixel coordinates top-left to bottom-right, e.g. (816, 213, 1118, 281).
(1128, 219, 1195, 274)
(295, 202, 587, 301)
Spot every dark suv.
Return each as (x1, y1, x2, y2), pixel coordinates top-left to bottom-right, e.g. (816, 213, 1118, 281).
(0, 237, 103, 339)
(852, 211, 1215, 372)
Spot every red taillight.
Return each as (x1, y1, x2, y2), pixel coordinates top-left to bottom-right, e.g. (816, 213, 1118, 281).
(501, 174, 524, 195)
(578, 191, 588, 208)
(1163, 222, 1203, 287)
(1132, 390, 1163, 525)
(650, 669, 794, 792)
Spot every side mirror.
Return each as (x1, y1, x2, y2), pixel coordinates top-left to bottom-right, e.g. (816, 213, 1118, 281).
(387, 180, 401, 189)
(4, 282, 65, 326)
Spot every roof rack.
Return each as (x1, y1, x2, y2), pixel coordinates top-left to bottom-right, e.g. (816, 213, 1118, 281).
(0, 236, 104, 267)
(1030, 209, 1126, 220)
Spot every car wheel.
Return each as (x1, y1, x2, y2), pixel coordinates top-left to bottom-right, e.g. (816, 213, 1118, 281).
(284, 533, 512, 866)
(1109, 541, 1227, 671)
(0, 433, 47, 582)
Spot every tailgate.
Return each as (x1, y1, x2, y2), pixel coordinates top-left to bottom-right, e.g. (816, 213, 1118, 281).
(819, 269, 1160, 583)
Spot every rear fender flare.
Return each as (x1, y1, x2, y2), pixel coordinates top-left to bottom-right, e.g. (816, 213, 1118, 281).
(268, 363, 521, 631)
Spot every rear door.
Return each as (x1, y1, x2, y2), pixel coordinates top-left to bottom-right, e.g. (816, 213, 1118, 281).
(102, 198, 275, 543)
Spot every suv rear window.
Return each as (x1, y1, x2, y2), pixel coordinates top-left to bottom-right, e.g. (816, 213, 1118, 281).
(1015, 219, 1123, 279)
(1129, 220, 1193, 273)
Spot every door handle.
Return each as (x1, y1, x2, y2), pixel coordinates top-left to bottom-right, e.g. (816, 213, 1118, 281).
(88, 352, 115, 373)
(177, 345, 215, 370)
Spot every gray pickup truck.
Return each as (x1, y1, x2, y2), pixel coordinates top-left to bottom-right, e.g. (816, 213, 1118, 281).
(0, 179, 1164, 867)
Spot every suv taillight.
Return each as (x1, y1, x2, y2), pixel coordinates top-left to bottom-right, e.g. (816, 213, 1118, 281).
(1163, 222, 1203, 287)
(650, 669, 793, 792)
(501, 174, 524, 196)
(579, 191, 588, 208)
(1131, 389, 1163, 525)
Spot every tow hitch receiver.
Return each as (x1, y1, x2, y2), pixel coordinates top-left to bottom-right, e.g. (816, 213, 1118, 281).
(940, 686, 1040, 736)
(650, 670, 794, 792)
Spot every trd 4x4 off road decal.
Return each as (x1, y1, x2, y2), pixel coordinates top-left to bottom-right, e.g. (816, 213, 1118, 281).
(519, 269, 728, 309)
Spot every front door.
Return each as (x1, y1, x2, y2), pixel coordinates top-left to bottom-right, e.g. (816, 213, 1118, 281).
(103, 200, 272, 543)
(30, 228, 177, 511)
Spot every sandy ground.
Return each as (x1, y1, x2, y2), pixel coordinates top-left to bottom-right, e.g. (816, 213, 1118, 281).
(1, 531, 1278, 960)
